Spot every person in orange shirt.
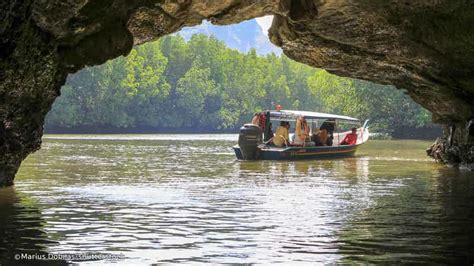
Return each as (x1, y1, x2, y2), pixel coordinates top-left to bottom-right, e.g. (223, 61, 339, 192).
(339, 127, 358, 145)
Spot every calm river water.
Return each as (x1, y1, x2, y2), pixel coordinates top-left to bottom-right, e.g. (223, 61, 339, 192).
(1, 135, 473, 264)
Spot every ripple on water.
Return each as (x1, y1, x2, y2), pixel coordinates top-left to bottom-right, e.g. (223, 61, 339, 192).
(6, 137, 474, 264)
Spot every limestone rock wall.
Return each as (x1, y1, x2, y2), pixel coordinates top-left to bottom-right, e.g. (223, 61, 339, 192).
(1, 0, 474, 186)
(270, 0, 474, 123)
(1, 0, 66, 186)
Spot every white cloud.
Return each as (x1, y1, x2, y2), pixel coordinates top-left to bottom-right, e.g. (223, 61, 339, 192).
(256, 16, 273, 36)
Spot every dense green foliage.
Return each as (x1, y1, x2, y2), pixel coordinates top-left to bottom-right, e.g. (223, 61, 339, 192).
(46, 34, 433, 134)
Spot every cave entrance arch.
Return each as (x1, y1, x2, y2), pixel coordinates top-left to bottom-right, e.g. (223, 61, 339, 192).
(1, 1, 473, 186)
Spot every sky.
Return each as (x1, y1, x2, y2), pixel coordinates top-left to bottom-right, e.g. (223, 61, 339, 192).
(256, 16, 273, 36)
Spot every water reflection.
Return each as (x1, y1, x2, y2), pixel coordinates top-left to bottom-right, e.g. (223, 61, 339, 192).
(6, 136, 474, 264)
(336, 165, 474, 264)
(0, 187, 65, 265)
(434, 168, 474, 263)
(234, 156, 369, 180)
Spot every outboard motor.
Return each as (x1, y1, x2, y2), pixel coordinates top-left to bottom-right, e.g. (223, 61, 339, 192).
(238, 124, 262, 160)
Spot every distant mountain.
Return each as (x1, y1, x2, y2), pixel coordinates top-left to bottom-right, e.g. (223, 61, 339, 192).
(177, 19, 282, 55)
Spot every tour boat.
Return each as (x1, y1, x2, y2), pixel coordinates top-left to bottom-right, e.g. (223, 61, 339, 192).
(233, 110, 369, 160)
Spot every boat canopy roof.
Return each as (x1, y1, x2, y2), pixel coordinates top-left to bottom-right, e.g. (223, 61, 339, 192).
(268, 110, 359, 123)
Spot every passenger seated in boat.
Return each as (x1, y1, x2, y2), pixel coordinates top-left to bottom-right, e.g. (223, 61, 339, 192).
(311, 129, 324, 146)
(301, 118, 316, 146)
(339, 127, 358, 145)
(320, 119, 335, 146)
(294, 116, 310, 145)
(273, 121, 290, 147)
(319, 128, 329, 146)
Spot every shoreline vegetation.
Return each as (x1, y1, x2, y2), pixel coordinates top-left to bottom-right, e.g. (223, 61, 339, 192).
(46, 34, 440, 139)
